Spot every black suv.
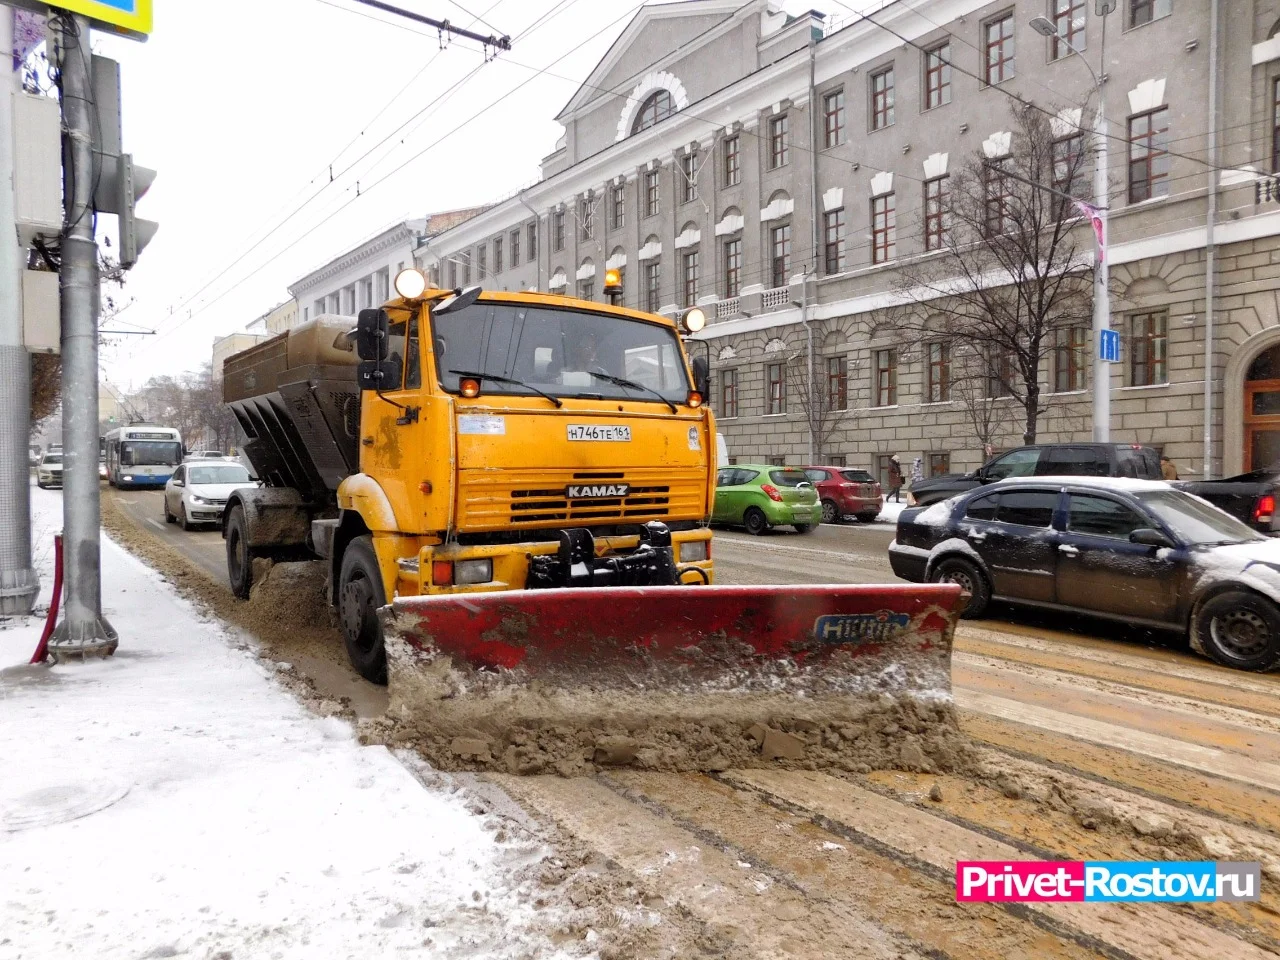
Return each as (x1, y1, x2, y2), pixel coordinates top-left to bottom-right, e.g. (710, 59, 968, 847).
(906, 444, 1163, 507)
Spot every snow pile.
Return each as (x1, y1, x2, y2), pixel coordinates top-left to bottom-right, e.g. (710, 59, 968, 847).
(0, 488, 574, 959)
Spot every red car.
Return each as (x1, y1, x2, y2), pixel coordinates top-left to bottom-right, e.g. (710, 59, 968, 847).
(802, 467, 883, 524)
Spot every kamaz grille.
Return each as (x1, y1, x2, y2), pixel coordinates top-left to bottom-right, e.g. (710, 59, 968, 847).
(511, 484, 671, 524)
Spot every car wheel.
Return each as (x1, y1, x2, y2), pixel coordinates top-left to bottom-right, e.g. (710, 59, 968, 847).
(1195, 591, 1280, 671)
(743, 507, 768, 536)
(338, 535, 388, 685)
(794, 523, 816, 535)
(929, 556, 991, 619)
(163, 498, 175, 524)
(177, 504, 190, 531)
(226, 504, 254, 600)
(821, 500, 840, 525)
(856, 512, 880, 524)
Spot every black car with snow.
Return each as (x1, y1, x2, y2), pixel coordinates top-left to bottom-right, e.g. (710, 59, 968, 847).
(888, 477, 1280, 671)
(904, 444, 1164, 507)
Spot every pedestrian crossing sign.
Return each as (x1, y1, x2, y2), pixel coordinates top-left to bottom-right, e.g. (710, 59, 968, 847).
(39, 1, 152, 40)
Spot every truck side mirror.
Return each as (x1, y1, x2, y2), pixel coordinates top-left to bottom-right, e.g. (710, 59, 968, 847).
(356, 308, 388, 361)
(691, 356, 710, 397)
(358, 359, 400, 391)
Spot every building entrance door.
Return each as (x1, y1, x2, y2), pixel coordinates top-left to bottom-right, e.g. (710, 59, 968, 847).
(1244, 346, 1280, 471)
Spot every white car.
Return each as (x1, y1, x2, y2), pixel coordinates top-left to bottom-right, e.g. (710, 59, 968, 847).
(36, 452, 63, 489)
(163, 460, 254, 530)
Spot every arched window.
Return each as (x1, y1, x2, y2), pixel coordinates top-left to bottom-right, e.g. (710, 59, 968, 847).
(631, 90, 675, 134)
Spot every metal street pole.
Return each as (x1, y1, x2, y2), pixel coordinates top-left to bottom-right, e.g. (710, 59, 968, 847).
(0, 7, 38, 615)
(49, 12, 116, 659)
(1092, 89, 1110, 442)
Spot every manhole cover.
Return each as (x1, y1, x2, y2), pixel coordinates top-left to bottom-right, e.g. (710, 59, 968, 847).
(0, 778, 130, 831)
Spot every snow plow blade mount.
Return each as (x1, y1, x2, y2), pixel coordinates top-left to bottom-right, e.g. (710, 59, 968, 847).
(378, 584, 967, 776)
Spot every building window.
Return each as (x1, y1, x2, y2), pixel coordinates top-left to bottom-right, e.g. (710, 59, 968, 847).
(631, 89, 674, 134)
(924, 176, 950, 250)
(828, 455, 847, 468)
(553, 210, 565, 251)
(986, 349, 1014, 398)
(871, 193, 896, 264)
(644, 261, 660, 313)
(680, 152, 698, 204)
(644, 169, 660, 217)
(509, 229, 520, 266)
(874, 349, 897, 407)
(984, 13, 1015, 85)
(827, 356, 848, 411)
(769, 115, 789, 169)
(681, 250, 699, 307)
(447, 262, 456, 288)
(1128, 0, 1171, 29)
(462, 254, 471, 285)
(579, 280, 594, 301)
(723, 238, 742, 298)
(1054, 324, 1088, 392)
(871, 67, 895, 130)
(720, 368, 738, 418)
(924, 41, 952, 109)
(768, 456, 786, 467)
(823, 208, 846, 275)
(769, 224, 791, 288)
(1273, 79, 1280, 174)
(766, 362, 786, 414)
(723, 136, 741, 185)
(492, 237, 503, 275)
(313, 297, 325, 317)
(823, 89, 845, 147)
(926, 342, 951, 402)
(928, 452, 951, 477)
(984, 161, 1011, 237)
(611, 184, 625, 229)
(476, 245, 487, 280)
(1050, 0, 1086, 59)
(527, 222, 537, 261)
(1052, 133, 1086, 197)
(1128, 106, 1170, 202)
(1130, 311, 1168, 386)
(580, 198, 594, 240)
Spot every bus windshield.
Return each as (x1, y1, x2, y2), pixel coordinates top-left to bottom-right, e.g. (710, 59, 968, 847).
(122, 441, 182, 466)
(431, 301, 690, 403)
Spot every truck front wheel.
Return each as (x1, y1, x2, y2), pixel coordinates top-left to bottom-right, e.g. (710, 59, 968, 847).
(226, 504, 254, 600)
(338, 535, 388, 685)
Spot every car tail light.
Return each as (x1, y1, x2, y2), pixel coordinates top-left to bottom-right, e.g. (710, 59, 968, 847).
(761, 483, 784, 502)
(1255, 494, 1275, 525)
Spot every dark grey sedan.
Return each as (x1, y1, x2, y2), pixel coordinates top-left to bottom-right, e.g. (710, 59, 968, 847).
(888, 477, 1280, 671)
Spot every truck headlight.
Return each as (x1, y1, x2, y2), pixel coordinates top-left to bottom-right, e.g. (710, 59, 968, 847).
(679, 540, 709, 563)
(455, 559, 493, 585)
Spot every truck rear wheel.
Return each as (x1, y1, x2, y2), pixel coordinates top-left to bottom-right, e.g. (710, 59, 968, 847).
(226, 504, 253, 600)
(338, 535, 388, 685)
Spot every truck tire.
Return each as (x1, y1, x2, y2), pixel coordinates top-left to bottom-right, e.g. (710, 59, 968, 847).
(1195, 591, 1280, 671)
(929, 556, 990, 618)
(338, 535, 388, 685)
(226, 504, 254, 600)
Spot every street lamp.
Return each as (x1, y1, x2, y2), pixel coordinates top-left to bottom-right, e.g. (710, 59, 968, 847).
(1031, 6, 1113, 441)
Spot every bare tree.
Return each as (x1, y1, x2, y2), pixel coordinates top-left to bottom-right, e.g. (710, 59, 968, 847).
(785, 351, 850, 463)
(949, 346, 1019, 458)
(895, 101, 1094, 444)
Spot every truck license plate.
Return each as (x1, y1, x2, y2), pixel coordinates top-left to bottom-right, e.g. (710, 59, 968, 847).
(567, 424, 631, 442)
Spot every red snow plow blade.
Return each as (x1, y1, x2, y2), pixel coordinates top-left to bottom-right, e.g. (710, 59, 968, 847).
(377, 584, 967, 776)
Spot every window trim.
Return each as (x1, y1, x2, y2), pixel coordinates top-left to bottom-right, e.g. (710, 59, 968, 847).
(874, 348, 897, 407)
(926, 341, 951, 403)
(1054, 324, 1089, 393)
(552, 210, 565, 252)
(924, 175, 949, 251)
(823, 88, 846, 147)
(1127, 105, 1170, 203)
(823, 207, 846, 275)
(870, 65, 895, 131)
(681, 248, 699, 308)
(923, 40, 952, 110)
(769, 223, 792, 288)
(766, 361, 787, 415)
(1049, 0, 1086, 61)
(611, 184, 625, 230)
(719, 367, 738, 418)
(1126, 0, 1172, 31)
(1129, 310, 1168, 387)
(723, 237, 742, 298)
(680, 152, 698, 205)
(768, 114, 789, 169)
(982, 11, 1016, 86)
(871, 193, 896, 264)
(827, 355, 848, 411)
(643, 260, 661, 313)
(644, 169, 661, 218)
(723, 136, 741, 186)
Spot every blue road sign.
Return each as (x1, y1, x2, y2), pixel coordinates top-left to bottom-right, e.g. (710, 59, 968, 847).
(1099, 329, 1120, 363)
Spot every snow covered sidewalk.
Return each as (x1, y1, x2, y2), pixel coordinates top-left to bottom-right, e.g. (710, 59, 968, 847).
(1, 488, 567, 959)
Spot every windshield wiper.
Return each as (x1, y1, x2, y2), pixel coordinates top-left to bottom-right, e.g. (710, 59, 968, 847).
(448, 369, 563, 408)
(588, 371, 678, 413)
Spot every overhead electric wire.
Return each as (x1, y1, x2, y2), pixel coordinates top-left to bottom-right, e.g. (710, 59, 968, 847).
(140, 0, 648, 350)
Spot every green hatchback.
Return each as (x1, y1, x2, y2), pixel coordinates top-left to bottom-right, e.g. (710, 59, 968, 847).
(713, 464, 822, 535)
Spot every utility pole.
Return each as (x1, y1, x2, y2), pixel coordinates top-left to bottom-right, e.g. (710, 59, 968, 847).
(1090, 14, 1111, 442)
(0, 7, 38, 616)
(48, 12, 116, 659)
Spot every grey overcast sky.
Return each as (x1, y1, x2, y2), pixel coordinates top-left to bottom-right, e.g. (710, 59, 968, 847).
(88, 0, 870, 389)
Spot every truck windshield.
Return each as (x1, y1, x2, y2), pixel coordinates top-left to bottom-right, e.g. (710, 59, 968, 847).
(122, 441, 182, 466)
(431, 302, 690, 404)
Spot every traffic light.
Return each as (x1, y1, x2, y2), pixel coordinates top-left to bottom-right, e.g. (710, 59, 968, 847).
(91, 55, 157, 268)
